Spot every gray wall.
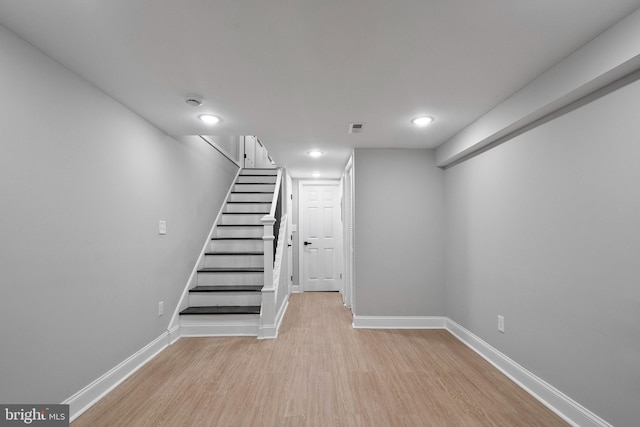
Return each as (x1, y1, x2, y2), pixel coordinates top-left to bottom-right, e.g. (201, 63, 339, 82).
(0, 25, 237, 403)
(444, 78, 640, 426)
(353, 148, 445, 316)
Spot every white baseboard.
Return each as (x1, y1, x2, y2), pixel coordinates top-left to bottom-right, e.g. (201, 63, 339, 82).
(64, 311, 611, 427)
(291, 285, 301, 293)
(351, 315, 611, 426)
(352, 315, 447, 329)
(445, 319, 612, 427)
(64, 331, 170, 422)
(168, 324, 181, 344)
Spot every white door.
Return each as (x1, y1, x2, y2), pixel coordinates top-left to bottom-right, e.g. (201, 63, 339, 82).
(300, 182, 342, 292)
(244, 136, 256, 168)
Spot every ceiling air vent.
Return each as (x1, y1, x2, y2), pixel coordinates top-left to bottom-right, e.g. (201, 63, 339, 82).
(348, 122, 365, 134)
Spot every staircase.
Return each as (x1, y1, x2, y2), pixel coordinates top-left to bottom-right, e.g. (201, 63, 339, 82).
(178, 168, 278, 336)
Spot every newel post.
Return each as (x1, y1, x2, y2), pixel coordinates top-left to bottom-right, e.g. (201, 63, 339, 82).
(259, 214, 276, 338)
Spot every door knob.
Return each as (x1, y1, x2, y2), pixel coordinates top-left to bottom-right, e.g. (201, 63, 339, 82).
(304, 241, 312, 246)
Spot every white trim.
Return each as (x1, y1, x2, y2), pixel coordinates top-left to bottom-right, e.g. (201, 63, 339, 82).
(445, 319, 613, 427)
(167, 167, 242, 332)
(179, 321, 259, 337)
(350, 315, 612, 426)
(199, 135, 241, 167)
(168, 324, 181, 345)
(64, 332, 169, 422)
(259, 295, 290, 339)
(352, 315, 447, 329)
(291, 285, 301, 293)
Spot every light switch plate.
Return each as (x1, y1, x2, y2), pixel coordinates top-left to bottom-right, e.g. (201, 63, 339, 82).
(159, 220, 166, 235)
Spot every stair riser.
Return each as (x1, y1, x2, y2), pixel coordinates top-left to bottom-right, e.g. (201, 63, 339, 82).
(209, 240, 263, 252)
(189, 292, 262, 307)
(225, 203, 271, 213)
(197, 272, 263, 286)
(215, 226, 263, 238)
(241, 169, 277, 176)
(220, 214, 265, 225)
(234, 184, 275, 193)
(204, 254, 264, 268)
(228, 193, 273, 202)
(236, 175, 277, 184)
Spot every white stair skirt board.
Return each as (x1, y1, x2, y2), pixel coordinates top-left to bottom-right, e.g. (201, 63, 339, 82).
(259, 295, 290, 340)
(445, 320, 613, 427)
(63, 331, 170, 422)
(352, 315, 447, 329)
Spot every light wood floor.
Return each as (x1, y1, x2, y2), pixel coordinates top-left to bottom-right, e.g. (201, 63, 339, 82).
(73, 293, 568, 426)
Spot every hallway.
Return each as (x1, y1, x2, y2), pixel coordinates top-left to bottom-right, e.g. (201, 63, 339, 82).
(73, 293, 566, 426)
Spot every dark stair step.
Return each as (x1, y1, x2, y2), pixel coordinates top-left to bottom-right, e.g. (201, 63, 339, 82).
(211, 237, 262, 240)
(222, 212, 270, 215)
(231, 191, 274, 194)
(198, 267, 264, 273)
(235, 183, 274, 186)
(180, 306, 261, 315)
(190, 285, 263, 292)
(205, 251, 264, 256)
(226, 201, 271, 204)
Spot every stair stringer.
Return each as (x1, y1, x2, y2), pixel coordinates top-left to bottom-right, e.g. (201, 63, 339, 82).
(258, 212, 289, 339)
(167, 167, 242, 343)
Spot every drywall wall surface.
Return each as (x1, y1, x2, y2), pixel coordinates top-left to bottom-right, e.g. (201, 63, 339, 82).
(0, 25, 237, 403)
(353, 148, 445, 316)
(444, 77, 640, 426)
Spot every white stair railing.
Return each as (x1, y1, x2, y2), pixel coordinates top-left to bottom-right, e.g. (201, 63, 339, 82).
(259, 168, 283, 339)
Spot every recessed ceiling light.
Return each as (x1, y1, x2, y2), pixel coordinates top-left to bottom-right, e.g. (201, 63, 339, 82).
(312, 172, 321, 178)
(411, 116, 434, 127)
(308, 150, 323, 158)
(198, 114, 221, 125)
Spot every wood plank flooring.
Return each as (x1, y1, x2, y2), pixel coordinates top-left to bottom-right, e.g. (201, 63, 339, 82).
(72, 293, 568, 426)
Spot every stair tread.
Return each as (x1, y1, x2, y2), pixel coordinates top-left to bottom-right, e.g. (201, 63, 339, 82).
(226, 201, 271, 204)
(198, 267, 264, 273)
(190, 285, 263, 292)
(222, 212, 270, 214)
(180, 306, 261, 315)
(205, 251, 264, 255)
(211, 237, 262, 240)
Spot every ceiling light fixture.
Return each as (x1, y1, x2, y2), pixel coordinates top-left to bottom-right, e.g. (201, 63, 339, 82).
(312, 172, 321, 178)
(308, 150, 323, 158)
(198, 114, 221, 125)
(411, 116, 434, 127)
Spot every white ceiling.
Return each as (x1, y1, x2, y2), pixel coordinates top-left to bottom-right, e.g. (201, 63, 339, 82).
(1, 0, 639, 178)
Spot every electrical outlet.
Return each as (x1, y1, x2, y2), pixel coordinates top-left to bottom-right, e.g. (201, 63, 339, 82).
(159, 220, 166, 235)
(498, 315, 505, 333)
(158, 301, 164, 317)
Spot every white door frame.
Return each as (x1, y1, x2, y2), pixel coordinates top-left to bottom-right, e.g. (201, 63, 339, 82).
(342, 157, 354, 310)
(286, 172, 294, 295)
(298, 180, 343, 293)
